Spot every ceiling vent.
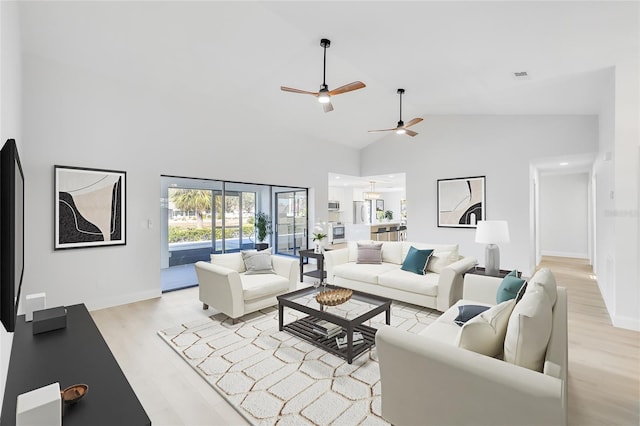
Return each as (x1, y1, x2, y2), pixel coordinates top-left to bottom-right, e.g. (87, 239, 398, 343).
(512, 71, 530, 80)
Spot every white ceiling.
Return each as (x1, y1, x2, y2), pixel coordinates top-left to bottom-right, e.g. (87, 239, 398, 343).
(19, 1, 638, 152)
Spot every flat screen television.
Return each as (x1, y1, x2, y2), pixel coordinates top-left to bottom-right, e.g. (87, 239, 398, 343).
(0, 139, 24, 332)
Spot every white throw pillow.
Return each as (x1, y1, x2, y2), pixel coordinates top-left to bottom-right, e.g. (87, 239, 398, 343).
(211, 252, 246, 273)
(456, 298, 516, 357)
(426, 247, 460, 273)
(504, 283, 553, 372)
(241, 250, 275, 275)
(527, 268, 557, 307)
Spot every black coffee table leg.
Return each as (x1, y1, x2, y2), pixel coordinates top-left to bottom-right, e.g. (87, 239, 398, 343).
(386, 306, 391, 325)
(278, 303, 284, 331)
(347, 324, 354, 364)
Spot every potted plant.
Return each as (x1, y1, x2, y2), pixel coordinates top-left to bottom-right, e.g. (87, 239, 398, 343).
(312, 232, 328, 254)
(384, 210, 394, 221)
(254, 212, 272, 251)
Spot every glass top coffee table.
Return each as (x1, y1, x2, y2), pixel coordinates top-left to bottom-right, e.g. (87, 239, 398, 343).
(277, 285, 391, 364)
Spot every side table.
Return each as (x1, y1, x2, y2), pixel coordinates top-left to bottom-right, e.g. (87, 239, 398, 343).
(299, 249, 329, 284)
(466, 266, 522, 279)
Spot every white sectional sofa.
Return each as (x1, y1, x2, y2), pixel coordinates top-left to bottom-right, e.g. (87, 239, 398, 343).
(324, 241, 477, 312)
(376, 268, 567, 426)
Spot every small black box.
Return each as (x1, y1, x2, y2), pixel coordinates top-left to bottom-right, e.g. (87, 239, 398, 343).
(33, 306, 67, 334)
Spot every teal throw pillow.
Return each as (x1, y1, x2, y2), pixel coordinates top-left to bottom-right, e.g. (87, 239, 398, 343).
(496, 270, 526, 303)
(401, 246, 434, 275)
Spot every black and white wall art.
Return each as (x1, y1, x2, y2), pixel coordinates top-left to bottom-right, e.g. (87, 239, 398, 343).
(437, 176, 485, 228)
(55, 165, 126, 249)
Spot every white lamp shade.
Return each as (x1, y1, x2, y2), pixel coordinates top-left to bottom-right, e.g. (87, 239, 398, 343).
(475, 220, 510, 244)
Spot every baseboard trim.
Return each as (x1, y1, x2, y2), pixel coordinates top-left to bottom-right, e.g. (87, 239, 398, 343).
(612, 314, 640, 332)
(85, 289, 161, 312)
(540, 251, 589, 259)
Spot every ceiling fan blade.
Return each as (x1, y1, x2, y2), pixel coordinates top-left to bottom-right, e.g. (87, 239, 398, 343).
(405, 129, 418, 137)
(323, 101, 334, 113)
(280, 86, 319, 96)
(403, 117, 424, 128)
(329, 81, 366, 96)
(368, 128, 397, 133)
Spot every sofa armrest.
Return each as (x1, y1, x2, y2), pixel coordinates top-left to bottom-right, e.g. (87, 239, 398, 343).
(195, 261, 244, 318)
(376, 326, 566, 426)
(462, 273, 504, 305)
(271, 255, 298, 291)
(436, 256, 478, 311)
(323, 248, 349, 282)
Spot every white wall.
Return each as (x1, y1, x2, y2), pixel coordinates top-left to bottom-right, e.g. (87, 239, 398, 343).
(0, 0, 22, 410)
(19, 24, 360, 313)
(594, 63, 640, 331)
(361, 115, 599, 276)
(539, 172, 589, 258)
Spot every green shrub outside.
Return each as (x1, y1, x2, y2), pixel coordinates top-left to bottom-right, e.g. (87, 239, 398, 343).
(169, 224, 255, 243)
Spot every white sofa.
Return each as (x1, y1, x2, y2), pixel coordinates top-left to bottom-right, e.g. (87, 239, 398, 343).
(195, 251, 298, 321)
(324, 241, 477, 312)
(376, 268, 567, 426)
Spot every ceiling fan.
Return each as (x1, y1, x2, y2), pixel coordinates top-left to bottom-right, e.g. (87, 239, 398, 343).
(280, 38, 366, 113)
(368, 89, 423, 137)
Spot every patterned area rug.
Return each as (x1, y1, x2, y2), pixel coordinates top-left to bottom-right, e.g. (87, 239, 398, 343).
(158, 298, 439, 425)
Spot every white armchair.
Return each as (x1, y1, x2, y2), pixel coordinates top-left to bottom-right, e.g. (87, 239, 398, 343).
(195, 252, 298, 322)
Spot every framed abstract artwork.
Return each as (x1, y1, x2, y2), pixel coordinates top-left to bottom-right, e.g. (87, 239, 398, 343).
(437, 176, 485, 228)
(54, 165, 126, 250)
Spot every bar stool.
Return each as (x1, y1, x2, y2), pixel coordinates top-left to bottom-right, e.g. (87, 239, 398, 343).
(373, 227, 387, 241)
(387, 226, 398, 241)
(398, 225, 407, 241)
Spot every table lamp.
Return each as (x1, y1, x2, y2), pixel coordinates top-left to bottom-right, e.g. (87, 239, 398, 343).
(475, 220, 510, 276)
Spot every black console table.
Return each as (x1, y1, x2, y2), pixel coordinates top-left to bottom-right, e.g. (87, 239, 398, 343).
(1, 304, 150, 425)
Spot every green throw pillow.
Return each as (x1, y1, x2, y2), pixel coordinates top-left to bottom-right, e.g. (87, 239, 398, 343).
(496, 270, 526, 303)
(401, 246, 434, 275)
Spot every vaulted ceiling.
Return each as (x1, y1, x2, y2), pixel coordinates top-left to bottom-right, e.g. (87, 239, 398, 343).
(19, 1, 639, 149)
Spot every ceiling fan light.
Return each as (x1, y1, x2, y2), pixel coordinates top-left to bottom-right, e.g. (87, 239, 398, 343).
(318, 89, 331, 104)
(396, 128, 406, 135)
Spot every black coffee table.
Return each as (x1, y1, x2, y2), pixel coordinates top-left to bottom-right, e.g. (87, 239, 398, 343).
(277, 285, 391, 364)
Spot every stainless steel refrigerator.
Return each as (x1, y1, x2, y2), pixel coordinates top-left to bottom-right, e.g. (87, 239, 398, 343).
(353, 201, 371, 224)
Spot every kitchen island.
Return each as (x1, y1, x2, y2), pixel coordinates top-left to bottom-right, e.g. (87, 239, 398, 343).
(345, 222, 404, 242)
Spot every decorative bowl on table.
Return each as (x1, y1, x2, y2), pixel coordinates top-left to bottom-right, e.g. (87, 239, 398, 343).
(315, 288, 353, 306)
(61, 384, 88, 404)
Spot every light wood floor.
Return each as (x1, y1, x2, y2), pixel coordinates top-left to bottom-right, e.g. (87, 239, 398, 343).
(91, 257, 639, 425)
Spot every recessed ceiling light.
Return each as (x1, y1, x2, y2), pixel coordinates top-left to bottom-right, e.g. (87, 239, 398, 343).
(335, 176, 341, 179)
(560, 162, 569, 166)
(388, 175, 394, 178)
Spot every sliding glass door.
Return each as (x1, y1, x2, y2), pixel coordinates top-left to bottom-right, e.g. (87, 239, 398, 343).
(275, 190, 308, 257)
(161, 177, 307, 292)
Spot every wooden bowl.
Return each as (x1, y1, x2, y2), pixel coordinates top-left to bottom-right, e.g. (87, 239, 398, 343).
(61, 384, 88, 404)
(315, 288, 353, 306)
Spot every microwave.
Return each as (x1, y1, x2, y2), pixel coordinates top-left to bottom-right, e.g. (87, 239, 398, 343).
(328, 201, 340, 211)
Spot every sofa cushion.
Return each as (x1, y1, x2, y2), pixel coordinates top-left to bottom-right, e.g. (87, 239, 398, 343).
(378, 269, 440, 297)
(356, 242, 383, 264)
(504, 283, 553, 372)
(211, 252, 246, 273)
(241, 250, 275, 275)
(496, 270, 526, 303)
(426, 247, 460, 273)
(240, 273, 290, 301)
(381, 241, 403, 264)
(527, 268, 557, 307)
(333, 262, 397, 284)
(401, 246, 434, 275)
(456, 299, 516, 357)
(454, 305, 491, 326)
